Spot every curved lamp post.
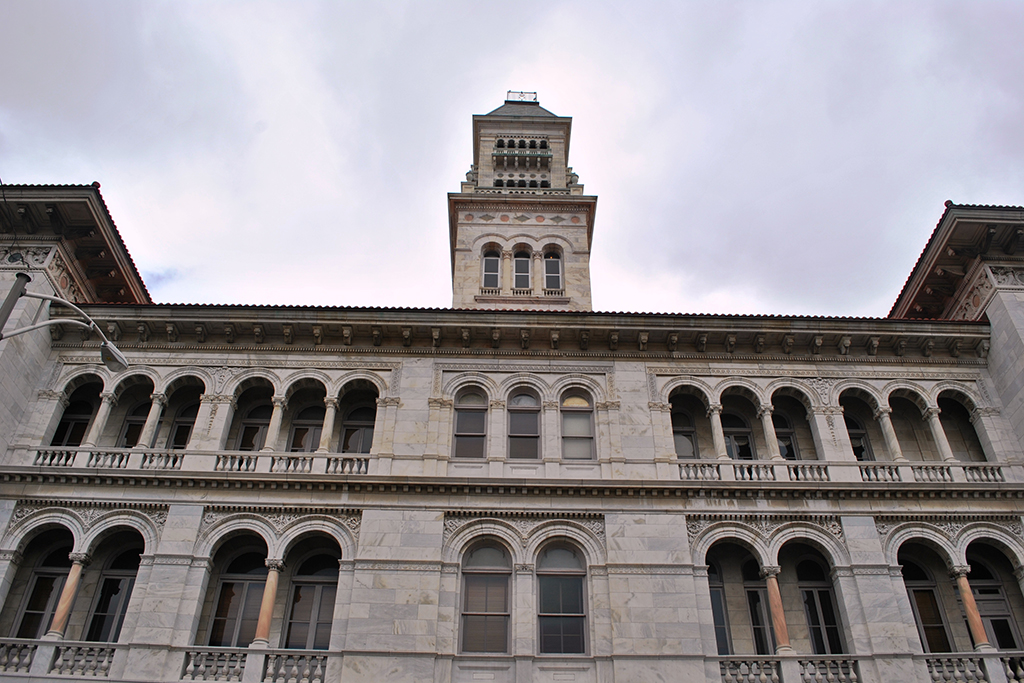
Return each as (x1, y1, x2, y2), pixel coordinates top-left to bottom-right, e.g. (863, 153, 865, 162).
(0, 272, 129, 372)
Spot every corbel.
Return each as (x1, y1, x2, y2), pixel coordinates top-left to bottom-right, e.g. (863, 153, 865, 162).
(224, 324, 235, 344)
(106, 321, 121, 342)
(724, 334, 736, 354)
(520, 328, 530, 350)
(753, 334, 765, 354)
(949, 338, 961, 358)
(695, 333, 707, 352)
(608, 331, 619, 351)
(49, 323, 64, 341)
(837, 336, 851, 355)
(371, 327, 382, 347)
(667, 333, 678, 352)
(781, 335, 794, 355)
(194, 323, 206, 343)
(253, 325, 264, 344)
(136, 322, 149, 343)
(432, 328, 441, 348)
(166, 323, 178, 343)
(921, 338, 934, 357)
(893, 338, 906, 356)
(312, 325, 324, 346)
(282, 325, 293, 345)
(976, 339, 990, 359)
(461, 328, 471, 348)
(638, 332, 648, 351)
(866, 336, 879, 356)
(550, 330, 560, 350)
(341, 326, 352, 346)
(810, 335, 823, 355)
(491, 328, 501, 349)
(402, 327, 412, 347)
(578, 330, 590, 350)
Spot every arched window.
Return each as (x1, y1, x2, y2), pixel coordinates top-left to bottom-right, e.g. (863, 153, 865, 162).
(51, 401, 94, 447)
(742, 559, 775, 655)
(119, 402, 151, 448)
(289, 405, 325, 452)
(513, 251, 531, 290)
(493, 179, 503, 188)
(517, 180, 526, 188)
(482, 250, 501, 289)
(529, 140, 537, 149)
(773, 413, 798, 461)
(507, 139, 515, 148)
(722, 413, 755, 460)
(537, 545, 586, 654)
(284, 554, 339, 650)
(708, 561, 731, 655)
(544, 252, 562, 291)
(168, 402, 199, 450)
(454, 389, 487, 458)
(237, 404, 273, 451)
(85, 547, 141, 642)
(671, 406, 699, 459)
(518, 140, 526, 149)
(539, 140, 548, 149)
(540, 180, 550, 188)
(797, 558, 844, 654)
(529, 180, 538, 188)
(901, 559, 951, 652)
(561, 392, 594, 460)
(508, 391, 540, 459)
(341, 405, 376, 454)
(15, 545, 72, 638)
(968, 556, 1021, 649)
(208, 552, 268, 647)
(845, 415, 872, 461)
(496, 139, 505, 148)
(461, 543, 511, 653)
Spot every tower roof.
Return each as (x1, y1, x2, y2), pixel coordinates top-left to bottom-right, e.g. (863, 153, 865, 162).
(484, 100, 558, 118)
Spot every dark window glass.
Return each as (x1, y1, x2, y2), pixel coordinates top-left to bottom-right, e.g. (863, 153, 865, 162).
(844, 416, 873, 461)
(508, 392, 539, 459)
(537, 546, 586, 655)
(51, 401, 95, 447)
(454, 391, 487, 458)
(483, 251, 500, 289)
(723, 413, 755, 460)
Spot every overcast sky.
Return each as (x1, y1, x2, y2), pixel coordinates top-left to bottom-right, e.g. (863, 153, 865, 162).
(2, 1, 1022, 317)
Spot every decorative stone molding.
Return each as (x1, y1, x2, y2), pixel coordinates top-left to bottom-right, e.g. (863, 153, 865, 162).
(685, 514, 844, 544)
(151, 555, 196, 566)
(443, 511, 605, 547)
(595, 401, 620, 411)
(428, 397, 454, 409)
(69, 552, 91, 565)
(0, 550, 24, 565)
(265, 558, 286, 571)
(648, 402, 671, 413)
(873, 515, 1024, 546)
(605, 564, 693, 575)
(514, 563, 534, 574)
(489, 400, 506, 409)
(760, 565, 781, 578)
(806, 377, 840, 404)
(197, 506, 362, 544)
(950, 565, 971, 579)
(7, 501, 169, 536)
(354, 560, 442, 572)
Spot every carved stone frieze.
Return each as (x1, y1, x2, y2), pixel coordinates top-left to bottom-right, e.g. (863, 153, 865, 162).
(443, 512, 605, 548)
(685, 514, 844, 544)
(198, 507, 362, 543)
(7, 502, 169, 536)
(873, 515, 1024, 545)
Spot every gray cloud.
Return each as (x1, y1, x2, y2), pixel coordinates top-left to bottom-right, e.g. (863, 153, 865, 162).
(2, 0, 1021, 315)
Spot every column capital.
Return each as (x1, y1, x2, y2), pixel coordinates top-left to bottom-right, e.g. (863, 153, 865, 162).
(756, 405, 774, 418)
(265, 558, 286, 571)
(68, 552, 91, 566)
(200, 393, 236, 408)
(706, 403, 723, 417)
(970, 406, 1000, 423)
(271, 396, 288, 409)
(501, 250, 513, 259)
(150, 392, 167, 406)
(950, 564, 971, 579)
(99, 392, 117, 407)
(324, 397, 340, 409)
(760, 565, 781, 578)
(873, 406, 892, 419)
(924, 406, 942, 420)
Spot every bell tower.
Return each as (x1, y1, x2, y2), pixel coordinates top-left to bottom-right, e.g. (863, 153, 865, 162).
(448, 92, 597, 311)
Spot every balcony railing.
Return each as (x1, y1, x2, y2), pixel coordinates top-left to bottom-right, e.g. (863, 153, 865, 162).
(676, 458, 1014, 485)
(719, 657, 779, 682)
(0, 640, 37, 673)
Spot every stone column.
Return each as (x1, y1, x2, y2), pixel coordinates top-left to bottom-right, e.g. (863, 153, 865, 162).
(874, 407, 906, 461)
(488, 399, 505, 477)
(707, 403, 728, 459)
(758, 405, 782, 460)
(80, 392, 116, 448)
(317, 397, 338, 453)
(806, 406, 843, 461)
(261, 397, 287, 452)
(952, 565, 993, 650)
(137, 393, 166, 449)
(46, 552, 90, 638)
(925, 407, 957, 462)
(501, 250, 512, 294)
(532, 251, 543, 293)
(761, 565, 792, 653)
(251, 559, 283, 645)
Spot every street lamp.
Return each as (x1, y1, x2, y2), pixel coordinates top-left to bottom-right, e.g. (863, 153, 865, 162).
(0, 272, 129, 372)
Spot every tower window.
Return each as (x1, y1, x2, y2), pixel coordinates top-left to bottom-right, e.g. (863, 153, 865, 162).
(508, 391, 540, 459)
(529, 180, 538, 188)
(494, 179, 503, 188)
(496, 139, 505, 148)
(544, 252, 562, 290)
(482, 250, 500, 289)
(529, 140, 537, 149)
(540, 140, 548, 149)
(518, 180, 526, 188)
(514, 251, 531, 290)
(518, 140, 526, 148)
(540, 180, 550, 188)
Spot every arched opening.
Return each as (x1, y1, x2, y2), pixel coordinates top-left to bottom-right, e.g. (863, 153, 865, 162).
(81, 529, 145, 642)
(898, 542, 958, 652)
(230, 382, 275, 451)
(281, 535, 341, 650)
(1, 527, 74, 638)
(482, 249, 501, 289)
(513, 250, 531, 289)
(839, 392, 881, 461)
(454, 388, 487, 458)
(495, 139, 505, 148)
(889, 393, 938, 461)
(198, 534, 269, 647)
(51, 382, 102, 447)
(461, 540, 512, 653)
(771, 393, 817, 460)
(493, 179, 503, 188)
(337, 381, 379, 454)
(508, 389, 540, 459)
(965, 541, 1024, 650)
(118, 402, 150, 448)
(705, 541, 773, 655)
(536, 542, 586, 654)
(560, 390, 594, 460)
(778, 542, 844, 655)
(543, 251, 562, 291)
(719, 391, 762, 460)
(938, 395, 986, 462)
(670, 392, 706, 459)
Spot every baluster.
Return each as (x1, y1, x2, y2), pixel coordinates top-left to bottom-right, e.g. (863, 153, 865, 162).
(185, 651, 197, 679)
(722, 662, 736, 683)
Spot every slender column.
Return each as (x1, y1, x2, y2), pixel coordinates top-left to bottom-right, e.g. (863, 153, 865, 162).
(501, 250, 512, 294)
(47, 552, 90, 638)
(317, 398, 338, 453)
(758, 405, 782, 460)
(761, 565, 792, 653)
(952, 565, 992, 650)
(925, 407, 957, 462)
(252, 559, 284, 645)
(261, 397, 287, 452)
(874, 406, 906, 461)
(707, 403, 728, 459)
(81, 393, 116, 448)
(532, 251, 543, 293)
(137, 393, 166, 449)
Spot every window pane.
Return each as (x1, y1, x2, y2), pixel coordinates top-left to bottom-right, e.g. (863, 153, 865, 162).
(803, 590, 827, 654)
(209, 583, 239, 646)
(236, 584, 265, 646)
(17, 575, 63, 638)
(86, 577, 131, 642)
(454, 435, 485, 458)
(563, 438, 592, 460)
(456, 411, 486, 434)
(509, 436, 539, 459)
(290, 427, 310, 451)
(562, 413, 592, 437)
(238, 426, 262, 451)
(514, 260, 529, 274)
(515, 273, 530, 289)
(674, 433, 695, 458)
(483, 272, 499, 288)
(314, 586, 336, 650)
(539, 616, 585, 654)
(778, 436, 796, 460)
(66, 420, 89, 447)
(171, 424, 192, 449)
(122, 422, 143, 448)
(463, 615, 508, 653)
(913, 590, 951, 652)
(991, 618, 1018, 649)
(710, 589, 730, 655)
(509, 412, 538, 435)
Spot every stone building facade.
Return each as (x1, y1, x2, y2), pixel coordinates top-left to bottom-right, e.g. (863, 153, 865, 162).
(0, 93, 1023, 683)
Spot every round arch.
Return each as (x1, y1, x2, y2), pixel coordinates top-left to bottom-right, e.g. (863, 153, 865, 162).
(442, 373, 499, 401)
(225, 370, 281, 399)
(768, 523, 852, 568)
(662, 377, 714, 407)
(1, 508, 85, 555)
(932, 383, 983, 414)
(882, 523, 958, 569)
(550, 374, 607, 404)
(714, 378, 766, 407)
(80, 511, 159, 556)
(765, 379, 820, 412)
(834, 382, 884, 410)
(334, 371, 388, 399)
(689, 523, 771, 567)
(273, 516, 359, 560)
(498, 373, 551, 402)
(443, 519, 525, 565)
(57, 368, 108, 396)
(109, 370, 158, 399)
(523, 520, 607, 567)
(882, 381, 932, 414)
(280, 371, 331, 401)
(193, 514, 276, 560)
(159, 369, 211, 396)
(955, 524, 1024, 569)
